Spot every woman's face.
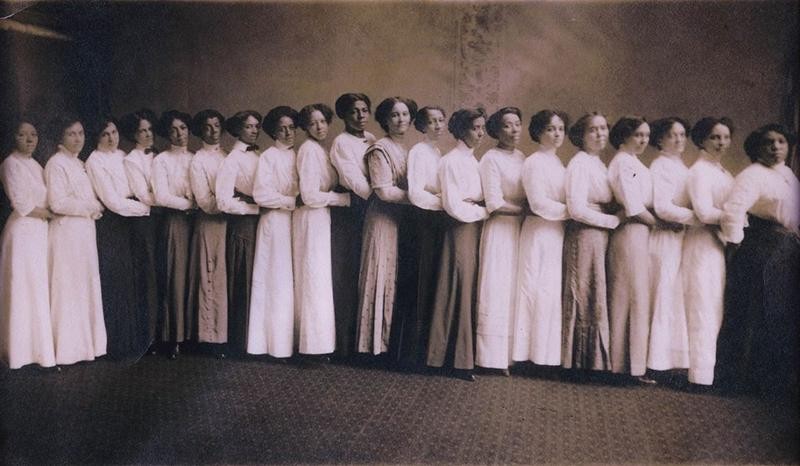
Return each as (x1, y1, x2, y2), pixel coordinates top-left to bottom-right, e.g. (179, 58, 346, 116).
(497, 112, 522, 149)
(423, 109, 446, 141)
(538, 115, 565, 150)
(97, 122, 120, 152)
(582, 115, 608, 154)
(274, 116, 296, 147)
(462, 116, 486, 149)
(386, 102, 411, 137)
(239, 115, 260, 144)
(344, 100, 370, 132)
(14, 122, 38, 156)
(660, 122, 687, 155)
(201, 117, 222, 145)
(169, 118, 189, 147)
(61, 122, 85, 155)
(306, 110, 329, 142)
(621, 122, 650, 156)
(700, 123, 730, 157)
(756, 130, 789, 167)
(135, 119, 154, 148)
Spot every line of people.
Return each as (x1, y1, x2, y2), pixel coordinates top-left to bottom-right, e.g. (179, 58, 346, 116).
(1, 94, 798, 397)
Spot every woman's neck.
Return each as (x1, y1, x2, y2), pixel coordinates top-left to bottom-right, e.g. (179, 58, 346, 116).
(346, 126, 364, 138)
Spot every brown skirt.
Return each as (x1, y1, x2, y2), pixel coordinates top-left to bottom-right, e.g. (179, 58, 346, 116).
(187, 212, 228, 344)
(158, 210, 193, 343)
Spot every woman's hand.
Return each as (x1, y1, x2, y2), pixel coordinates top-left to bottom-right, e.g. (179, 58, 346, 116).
(28, 207, 53, 219)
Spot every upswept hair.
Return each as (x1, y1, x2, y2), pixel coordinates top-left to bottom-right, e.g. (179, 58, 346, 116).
(190, 109, 226, 138)
(414, 106, 446, 133)
(298, 103, 334, 131)
(528, 109, 570, 143)
(334, 93, 372, 120)
(743, 123, 797, 163)
(689, 117, 734, 148)
(374, 97, 418, 134)
(224, 110, 262, 137)
(119, 108, 158, 143)
(486, 107, 522, 140)
(262, 106, 299, 139)
(448, 107, 487, 141)
(648, 116, 691, 149)
(156, 110, 192, 139)
(609, 115, 647, 150)
(567, 112, 607, 149)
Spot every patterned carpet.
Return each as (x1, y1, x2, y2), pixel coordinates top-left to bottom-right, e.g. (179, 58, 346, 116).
(2, 353, 797, 464)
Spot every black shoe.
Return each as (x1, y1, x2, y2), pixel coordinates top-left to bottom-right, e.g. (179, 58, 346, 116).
(635, 375, 658, 385)
(453, 369, 476, 382)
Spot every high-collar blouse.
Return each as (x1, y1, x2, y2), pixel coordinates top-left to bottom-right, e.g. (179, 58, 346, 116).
(152, 145, 194, 211)
(190, 143, 226, 215)
(523, 150, 568, 222)
(438, 140, 487, 223)
(686, 154, 734, 226)
(297, 139, 348, 208)
(330, 131, 376, 201)
(407, 140, 442, 211)
(86, 149, 150, 217)
(564, 151, 619, 229)
(607, 151, 653, 217)
(216, 140, 260, 215)
(650, 152, 698, 225)
(124, 147, 156, 206)
(253, 141, 298, 211)
(479, 147, 526, 214)
(44, 151, 103, 218)
(0, 152, 47, 217)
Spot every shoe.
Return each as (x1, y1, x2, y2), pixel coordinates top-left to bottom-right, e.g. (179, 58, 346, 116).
(500, 368, 510, 377)
(454, 369, 476, 382)
(169, 344, 180, 360)
(636, 375, 658, 385)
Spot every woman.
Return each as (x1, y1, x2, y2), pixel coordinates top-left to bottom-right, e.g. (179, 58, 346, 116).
(329, 93, 376, 358)
(606, 116, 656, 382)
(44, 115, 107, 365)
(86, 115, 151, 360)
(718, 124, 799, 397)
(513, 110, 570, 368)
(247, 106, 300, 359)
(683, 117, 735, 388)
(648, 117, 697, 372)
(0, 119, 57, 369)
(400, 105, 448, 369)
(216, 110, 262, 356)
(355, 96, 418, 359)
(475, 107, 526, 374)
(187, 109, 228, 358)
(294, 103, 351, 357)
(562, 112, 619, 373)
(152, 110, 196, 358)
(427, 108, 489, 381)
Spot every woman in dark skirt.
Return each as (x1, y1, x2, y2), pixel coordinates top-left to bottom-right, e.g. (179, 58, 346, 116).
(86, 115, 151, 360)
(718, 124, 800, 398)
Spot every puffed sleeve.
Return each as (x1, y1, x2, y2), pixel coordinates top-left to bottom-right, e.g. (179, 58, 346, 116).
(611, 158, 646, 217)
(652, 162, 697, 225)
(367, 147, 395, 190)
(215, 155, 259, 215)
(440, 157, 487, 223)
(152, 155, 193, 210)
(721, 168, 761, 244)
(565, 159, 619, 229)
(189, 158, 220, 215)
(407, 145, 442, 211)
(86, 154, 149, 217)
(253, 150, 295, 210)
(45, 158, 98, 217)
(330, 137, 372, 200)
(479, 154, 506, 213)
(1, 158, 38, 216)
(687, 165, 723, 226)
(124, 155, 155, 206)
(524, 158, 568, 221)
(299, 143, 347, 208)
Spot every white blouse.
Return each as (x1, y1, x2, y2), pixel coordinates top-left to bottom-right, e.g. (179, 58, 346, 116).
(523, 151, 568, 221)
(330, 131, 376, 201)
(216, 140, 260, 215)
(721, 161, 800, 244)
(152, 146, 195, 211)
(298, 139, 350, 208)
(124, 147, 156, 206)
(407, 141, 442, 211)
(607, 151, 653, 217)
(479, 147, 526, 213)
(0, 152, 47, 216)
(86, 149, 150, 217)
(564, 151, 619, 229)
(44, 151, 103, 218)
(253, 141, 298, 210)
(651, 153, 698, 226)
(687, 154, 734, 226)
(190, 143, 226, 215)
(438, 140, 487, 223)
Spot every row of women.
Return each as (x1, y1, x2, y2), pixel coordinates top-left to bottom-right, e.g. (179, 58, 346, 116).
(1, 94, 798, 396)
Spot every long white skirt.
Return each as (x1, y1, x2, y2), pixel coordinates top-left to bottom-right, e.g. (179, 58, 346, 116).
(513, 216, 564, 366)
(49, 215, 106, 365)
(0, 214, 56, 369)
(293, 206, 336, 355)
(648, 227, 689, 370)
(247, 209, 295, 357)
(476, 214, 522, 369)
(682, 225, 725, 385)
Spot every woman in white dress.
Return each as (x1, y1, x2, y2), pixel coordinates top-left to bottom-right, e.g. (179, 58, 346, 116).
(152, 110, 196, 358)
(606, 116, 656, 383)
(44, 115, 106, 365)
(513, 110, 570, 368)
(247, 106, 300, 359)
(86, 115, 151, 360)
(648, 117, 698, 372)
(682, 117, 735, 388)
(562, 113, 619, 373)
(0, 119, 57, 369)
(356, 96, 418, 358)
(294, 103, 351, 357)
(475, 107, 526, 375)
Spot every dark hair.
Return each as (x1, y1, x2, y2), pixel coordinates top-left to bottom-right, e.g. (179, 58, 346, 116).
(262, 106, 299, 139)
(609, 115, 647, 150)
(224, 110, 262, 137)
(3, 116, 39, 155)
(646, 117, 691, 149)
(528, 110, 570, 143)
(485, 107, 522, 140)
(743, 124, 797, 163)
(156, 110, 192, 139)
(46, 113, 83, 146)
(190, 109, 226, 138)
(448, 107, 487, 141)
(568, 112, 607, 149)
(414, 106, 446, 133)
(119, 109, 157, 143)
(298, 103, 334, 131)
(374, 97, 418, 133)
(88, 114, 120, 146)
(335, 93, 372, 120)
(690, 117, 734, 148)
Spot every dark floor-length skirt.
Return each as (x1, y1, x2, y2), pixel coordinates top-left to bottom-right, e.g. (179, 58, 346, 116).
(130, 211, 162, 347)
(426, 219, 482, 370)
(716, 216, 800, 397)
(331, 194, 368, 358)
(226, 214, 258, 354)
(187, 212, 228, 344)
(158, 210, 193, 343)
(561, 221, 611, 371)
